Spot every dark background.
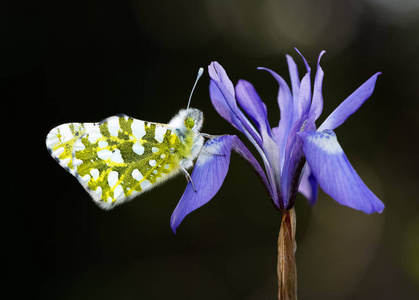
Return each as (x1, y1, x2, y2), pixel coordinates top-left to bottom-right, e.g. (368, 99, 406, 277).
(3, 0, 419, 299)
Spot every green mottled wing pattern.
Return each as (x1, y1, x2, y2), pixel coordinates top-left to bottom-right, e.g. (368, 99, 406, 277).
(46, 115, 184, 209)
(46, 122, 86, 175)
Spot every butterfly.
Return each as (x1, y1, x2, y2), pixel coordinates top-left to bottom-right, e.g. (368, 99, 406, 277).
(46, 68, 206, 209)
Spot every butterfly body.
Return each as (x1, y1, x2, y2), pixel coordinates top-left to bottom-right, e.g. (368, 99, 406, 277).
(46, 108, 204, 209)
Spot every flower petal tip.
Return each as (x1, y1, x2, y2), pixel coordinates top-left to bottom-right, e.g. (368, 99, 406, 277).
(318, 50, 326, 63)
(299, 130, 385, 214)
(170, 136, 235, 232)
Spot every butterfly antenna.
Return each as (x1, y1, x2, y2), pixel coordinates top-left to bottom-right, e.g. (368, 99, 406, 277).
(187, 67, 204, 111)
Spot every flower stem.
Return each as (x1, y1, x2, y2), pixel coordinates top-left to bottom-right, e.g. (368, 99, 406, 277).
(277, 207, 297, 300)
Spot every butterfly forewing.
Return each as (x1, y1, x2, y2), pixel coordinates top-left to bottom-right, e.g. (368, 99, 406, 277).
(47, 115, 184, 209)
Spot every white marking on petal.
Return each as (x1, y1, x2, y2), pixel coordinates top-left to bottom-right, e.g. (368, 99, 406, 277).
(164, 164, 170, 169)
(152, 147, 159, 153)
(149, 160, 157, 167)
(313, 131, 343, 154)
(140, 180, 151, 190)
(160, 154, 165, 158)
(154, 126, 166, 143)
(90, 168, 100, 180)
(108, 171, 119, 187)
(132, 169, 143, 181)
(132, 142, 144, 155)
(132, 119, 146, 140)
(153, 170, 158, 174)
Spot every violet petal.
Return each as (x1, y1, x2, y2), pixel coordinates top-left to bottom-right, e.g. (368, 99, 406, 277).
(258, 67, 293, 167)
(298, 72, 312, 119)
(298, 130, 384, 214)
(210, 80, 245, 133)
(309, 50, 326, 120)
(209, 62, 263, 147)
(170, 135, 234, 233)
(318, 72, 381, 131)
(235, 79, 272, 137)
(286, 54, 300, 121)
(170, 135, 274, 233)
(298, 164, 318, 206)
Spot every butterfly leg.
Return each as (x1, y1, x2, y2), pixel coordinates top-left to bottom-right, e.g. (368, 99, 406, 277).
(198, 135, 227, 157)
(197, 133, 228, 156)
(201, 146, 225, 156)
(180, 165, 197, 192)
(198, 132, 225, 139)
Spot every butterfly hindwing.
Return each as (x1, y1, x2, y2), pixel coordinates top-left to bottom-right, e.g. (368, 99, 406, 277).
(46, 122, 87, 175)
(70, 115, 183, 209)
(46, 109, 205, 210)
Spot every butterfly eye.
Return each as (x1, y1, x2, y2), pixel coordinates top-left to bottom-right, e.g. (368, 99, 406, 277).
(184, 117, 195, 129)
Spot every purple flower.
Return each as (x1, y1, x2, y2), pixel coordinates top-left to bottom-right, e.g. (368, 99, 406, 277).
(170, 50, 384, 233)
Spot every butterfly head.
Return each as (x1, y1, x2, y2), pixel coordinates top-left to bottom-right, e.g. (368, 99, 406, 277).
(168, 108, 203, 133)
(183, 67, 204, 132)
(185, 117, 195, 129)
(185, 107, 203, 129)
(168, 68, 204, 133)
(183, 108, 204, 132)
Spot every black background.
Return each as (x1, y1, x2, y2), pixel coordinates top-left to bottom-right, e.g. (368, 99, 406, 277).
(3, 0, 419, 299)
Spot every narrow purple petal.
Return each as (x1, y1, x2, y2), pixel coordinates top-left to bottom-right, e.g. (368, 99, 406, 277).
(298, 72, 312, 118)
(170, 136, 234, 233)
(234, 79, 281, 189)
(258, 67, 293, 167)
(298, 130, 384, 214)
(309, 50, 326, 120)
(281, 113, 316, 208)
(298, 164, 318, 206)
(235, 79, 272, 137)
(170, 135, 274, 233)
(208, 64, 279, 199)
(286, 54, 300, 120)
(294, 48, 311, 73)
(318, 72, 381, 131)
(208, 62, 263, 148)
(210, 80, 245, 133)
(208, 61, 235, 97)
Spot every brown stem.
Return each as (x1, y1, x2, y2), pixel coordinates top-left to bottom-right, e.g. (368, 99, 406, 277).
(277, 207, 297, 300)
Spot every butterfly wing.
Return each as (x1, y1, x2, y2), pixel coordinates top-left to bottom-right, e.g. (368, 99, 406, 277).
(47, 114, 184, 209)
(46, 122, 86, 176)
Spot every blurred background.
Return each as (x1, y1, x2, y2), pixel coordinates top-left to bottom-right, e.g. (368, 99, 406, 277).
(3, 0, 419, 299)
